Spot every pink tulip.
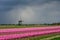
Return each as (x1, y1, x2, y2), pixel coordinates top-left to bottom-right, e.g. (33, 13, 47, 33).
(0, 26, 60, 33)
(0, 29, 60, 40)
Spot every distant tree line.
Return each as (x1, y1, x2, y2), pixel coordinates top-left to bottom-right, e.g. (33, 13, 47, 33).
(0, 22, 60, 26)
(43, 22, 60, 25)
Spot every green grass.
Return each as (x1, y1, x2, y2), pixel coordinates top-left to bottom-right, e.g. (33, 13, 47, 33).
(51, 37, 60, 40)
(0, 24, 48, 29)
(0, 24, 59, 29)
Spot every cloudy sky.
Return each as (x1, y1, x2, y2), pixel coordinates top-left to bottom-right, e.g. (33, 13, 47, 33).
(0, 0, 60, 24)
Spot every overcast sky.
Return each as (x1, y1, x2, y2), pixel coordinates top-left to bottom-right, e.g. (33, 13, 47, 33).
(0, 0, 60, 24)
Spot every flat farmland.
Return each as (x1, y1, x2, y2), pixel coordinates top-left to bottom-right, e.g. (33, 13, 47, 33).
(0, 24, 48, 29)
(8, 32, 60, 40)
(0, 24, 59, 29)
(0, 24, 60, 40)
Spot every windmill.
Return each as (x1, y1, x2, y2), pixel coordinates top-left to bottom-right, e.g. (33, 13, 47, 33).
(15, 5, 23, 25)
(18, 16, 23, 25)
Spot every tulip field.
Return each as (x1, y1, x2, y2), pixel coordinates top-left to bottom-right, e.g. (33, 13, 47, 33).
(0, 25, 60, 40)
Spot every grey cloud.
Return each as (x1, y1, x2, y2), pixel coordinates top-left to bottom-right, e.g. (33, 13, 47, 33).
(0, 0, 19, 12)
(20, 1, 60, 24)
(0, 0, 60, 24)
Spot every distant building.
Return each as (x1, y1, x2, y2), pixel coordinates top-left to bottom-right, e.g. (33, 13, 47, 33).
(18, 20, 22, 25)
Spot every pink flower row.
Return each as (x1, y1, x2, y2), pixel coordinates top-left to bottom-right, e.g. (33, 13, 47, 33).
(0, 26, 60, 33)
(0, 29, 60, 40)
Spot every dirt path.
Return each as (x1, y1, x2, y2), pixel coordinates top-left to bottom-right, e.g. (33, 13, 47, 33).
(40, 35, 60, 40)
